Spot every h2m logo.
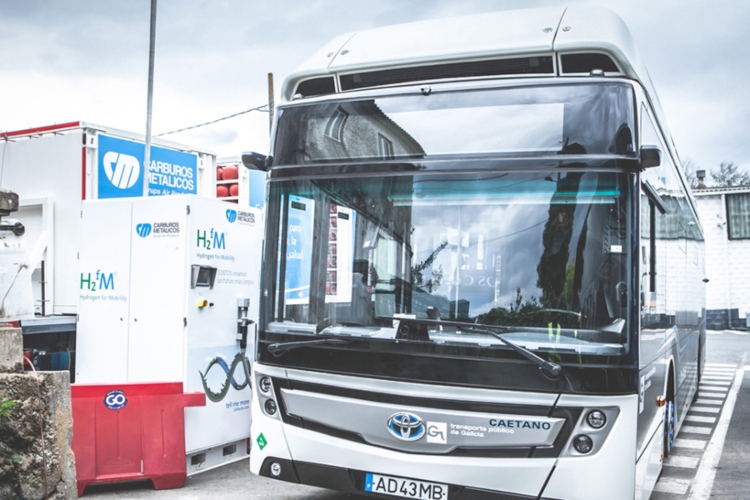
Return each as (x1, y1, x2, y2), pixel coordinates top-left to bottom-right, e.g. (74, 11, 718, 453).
(80, 270, 115, 292)
(197, 229, 226, 250)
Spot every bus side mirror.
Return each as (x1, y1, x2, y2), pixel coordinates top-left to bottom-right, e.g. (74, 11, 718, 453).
(242, 151, 272, 171)
(640, 146, 661, 169)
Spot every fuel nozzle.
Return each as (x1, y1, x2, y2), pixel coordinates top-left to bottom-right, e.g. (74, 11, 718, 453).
(237, 298, 254, 350)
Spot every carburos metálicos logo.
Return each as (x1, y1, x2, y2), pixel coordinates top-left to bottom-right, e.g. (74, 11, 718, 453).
(136, 223, 152, 237)
(102, 151, 140, 189)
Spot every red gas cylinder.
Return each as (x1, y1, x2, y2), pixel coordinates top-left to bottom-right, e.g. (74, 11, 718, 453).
(216, 185, 229, 197)
(221, 165, 239, 180)
(229, 183, 239, 197)
(216, 167, 224, 181)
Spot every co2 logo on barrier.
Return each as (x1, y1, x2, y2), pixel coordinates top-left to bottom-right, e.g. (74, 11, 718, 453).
(104, 390, 128, 410)
(226, 209, 237, 223)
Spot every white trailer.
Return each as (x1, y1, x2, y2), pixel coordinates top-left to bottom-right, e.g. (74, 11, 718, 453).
(75, 194, 263, 473)
(0, 121, 217, 317)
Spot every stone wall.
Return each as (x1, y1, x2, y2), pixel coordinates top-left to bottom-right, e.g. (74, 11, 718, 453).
(0, 326, 76, 499)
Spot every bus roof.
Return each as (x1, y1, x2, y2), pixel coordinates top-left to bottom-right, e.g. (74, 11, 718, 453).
(281, 6, 652, 102)
(279, 6, 690, 192)
(279, 6, 694, 214)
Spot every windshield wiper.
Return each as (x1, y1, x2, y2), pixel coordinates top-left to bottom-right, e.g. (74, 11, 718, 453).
(267, 338, 351, 357)
(468, 323, 563, 379)
(384, 316, 562, 380)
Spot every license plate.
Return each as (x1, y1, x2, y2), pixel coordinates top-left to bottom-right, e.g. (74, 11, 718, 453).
(364, 473, 448, 500)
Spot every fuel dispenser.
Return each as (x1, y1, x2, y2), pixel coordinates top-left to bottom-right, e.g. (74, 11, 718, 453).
(74, 195, 263, 478)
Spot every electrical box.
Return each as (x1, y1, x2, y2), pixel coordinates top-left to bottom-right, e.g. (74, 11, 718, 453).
(0, 219, 34, 322)
(75, 194, 263, 473)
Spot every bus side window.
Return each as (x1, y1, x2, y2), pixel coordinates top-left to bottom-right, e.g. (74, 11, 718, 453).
(640, 195, 660, 314)
(639, 106, 670, 335)
(640, 192, 656, 320)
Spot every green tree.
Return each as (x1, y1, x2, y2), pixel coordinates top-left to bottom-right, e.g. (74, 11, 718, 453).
(710, 161, 750, 187)
(411, 240, 448, 292)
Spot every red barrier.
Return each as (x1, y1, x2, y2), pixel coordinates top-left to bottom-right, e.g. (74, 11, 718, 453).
(71, 382, 206, 496)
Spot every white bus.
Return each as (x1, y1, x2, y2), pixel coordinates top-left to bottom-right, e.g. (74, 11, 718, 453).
(245, 6, 706, 499)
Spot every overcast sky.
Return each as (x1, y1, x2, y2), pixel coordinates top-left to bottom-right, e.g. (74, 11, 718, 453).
(1, 0, 748, 174)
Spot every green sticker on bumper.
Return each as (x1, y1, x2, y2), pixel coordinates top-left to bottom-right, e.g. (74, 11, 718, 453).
(256, 433, 268, 450)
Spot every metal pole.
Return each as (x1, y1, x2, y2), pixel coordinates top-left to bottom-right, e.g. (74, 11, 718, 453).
(143, 0, 157, 197)
(267, 72, 275, 135)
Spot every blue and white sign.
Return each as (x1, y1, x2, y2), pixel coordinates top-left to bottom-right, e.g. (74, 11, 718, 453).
(97, 134, 198, 199)
(285, 195, 313, 305)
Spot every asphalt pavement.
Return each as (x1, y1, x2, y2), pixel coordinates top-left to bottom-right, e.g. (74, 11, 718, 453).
(709, 368, 750, 499)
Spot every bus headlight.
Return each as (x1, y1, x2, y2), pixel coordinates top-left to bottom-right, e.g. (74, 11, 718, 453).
(573, 434, 594, 454)
(270, 462, 282, 477)
(586, 410, 607, 429)
(264, 399, 278, 415)
(259, 376, 272, 394)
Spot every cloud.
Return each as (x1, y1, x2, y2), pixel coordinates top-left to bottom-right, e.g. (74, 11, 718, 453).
(2, 0, 749, 166)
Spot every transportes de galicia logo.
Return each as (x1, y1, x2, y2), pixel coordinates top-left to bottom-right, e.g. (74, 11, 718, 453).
(136, 223, 152, 237)
(226, 209, 237, 223)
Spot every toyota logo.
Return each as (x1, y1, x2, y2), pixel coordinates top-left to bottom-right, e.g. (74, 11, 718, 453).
(387, 412, 426, 441)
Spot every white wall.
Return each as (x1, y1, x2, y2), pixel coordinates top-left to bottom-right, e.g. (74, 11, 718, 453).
(695, 193, 750, 316)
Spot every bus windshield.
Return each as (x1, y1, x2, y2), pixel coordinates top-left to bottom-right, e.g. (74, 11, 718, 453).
(266, 170, 632, 357)
(274, 83, 635, 163)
